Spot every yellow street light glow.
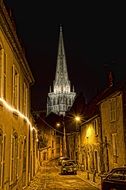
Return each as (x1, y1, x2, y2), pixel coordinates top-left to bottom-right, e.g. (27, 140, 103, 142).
(75, 116, 81, 122)
(56, 122, 60, 127)
(0, 97, 37, 132)
(86, 126, 92, 138)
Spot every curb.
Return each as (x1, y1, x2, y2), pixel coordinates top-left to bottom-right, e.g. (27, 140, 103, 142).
(77, 173, 101, 189)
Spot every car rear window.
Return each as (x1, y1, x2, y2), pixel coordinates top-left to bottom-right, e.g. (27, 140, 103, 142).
(64, 162, 74, 166)
(107, 169, 126, 181)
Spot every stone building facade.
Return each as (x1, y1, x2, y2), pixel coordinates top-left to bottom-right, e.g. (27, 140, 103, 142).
(98, 83, 126, 172)
(36, 112, 63, 165)
(0, 2, 38, 189)
(67, 80, 126, 175)
(80, 116, 102, 173)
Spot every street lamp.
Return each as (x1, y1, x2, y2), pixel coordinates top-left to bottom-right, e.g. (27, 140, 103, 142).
(56, 122, 60, 128)
(74, 115, 81, 163)
(75, 115, 81, 131)
(56, 116, 67, 157)
(62, 116, 67, 157)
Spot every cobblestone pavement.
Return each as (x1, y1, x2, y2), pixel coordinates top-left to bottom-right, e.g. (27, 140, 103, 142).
(77, 171, 101, 190)
(24, 161, 100, 190)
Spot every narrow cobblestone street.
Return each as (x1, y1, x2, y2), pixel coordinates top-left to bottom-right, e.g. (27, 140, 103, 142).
(24, 161, 100, 190)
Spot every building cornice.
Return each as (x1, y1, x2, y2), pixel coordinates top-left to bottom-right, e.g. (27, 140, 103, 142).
(0, 2, 34, 85)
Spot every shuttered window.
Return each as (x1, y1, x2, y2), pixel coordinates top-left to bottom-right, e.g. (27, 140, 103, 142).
(12, 65, 19, 109)
(110, 98, 116, 122)
(0, 48, 6, 99)
(10, 133, 18, 182)
(0, 130, 6, 188)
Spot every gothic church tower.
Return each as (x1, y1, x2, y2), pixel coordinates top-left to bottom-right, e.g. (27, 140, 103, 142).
(47, 26, 76, 116)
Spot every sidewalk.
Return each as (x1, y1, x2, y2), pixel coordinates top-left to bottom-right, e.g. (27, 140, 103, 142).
(77, 170, 101, 189)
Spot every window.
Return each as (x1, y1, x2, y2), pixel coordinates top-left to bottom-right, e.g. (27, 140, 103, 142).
(56, 147, 60, 154)
(0, 129, 5, 188)
(22, 138, 27, 187)
(3, 52, 6, 100)
(52, 140, 54, 148)
(56, 137, 60, 144)
(108, 169, 126, 181)
(23, 138, 27, 172)
(18, 138, 22, 174)
(23, 82, 28, 116)
(0, 46, 2, 96)
(12, 65, 19, 109)
(43, 152, 46, 160)
(51, 129, 55, 136)
(11, 132, 18, 182)
(0, 130, 3, 187)
(110, 98, 116, 122)
(93, 119, 98, 136)
(0, 47, 7, 99)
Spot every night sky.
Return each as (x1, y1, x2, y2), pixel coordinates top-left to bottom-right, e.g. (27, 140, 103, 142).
(4, 1, 126, 111)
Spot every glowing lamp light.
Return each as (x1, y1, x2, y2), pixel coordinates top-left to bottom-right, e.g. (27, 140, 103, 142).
(75, 116, 81, 122)
(56, 122, 60, 127)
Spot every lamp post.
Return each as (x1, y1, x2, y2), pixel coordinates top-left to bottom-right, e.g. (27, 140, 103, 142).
(75, 116, 81, 131)
(62, 116, 67, 157)
(58, 115, 67, 157)
(74, 115, 81, 164)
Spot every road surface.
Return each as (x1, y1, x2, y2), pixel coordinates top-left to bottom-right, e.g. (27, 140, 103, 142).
(25, 162, 100, 190)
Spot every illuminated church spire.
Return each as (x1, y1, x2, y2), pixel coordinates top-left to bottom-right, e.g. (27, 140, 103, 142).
(54, 25, 70, 94)
(47, 26, 76, 116)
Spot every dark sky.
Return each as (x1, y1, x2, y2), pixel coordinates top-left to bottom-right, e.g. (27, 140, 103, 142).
(4, 1, 126, 111)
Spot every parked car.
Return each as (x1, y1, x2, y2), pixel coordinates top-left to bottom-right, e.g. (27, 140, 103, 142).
(58, 156, 69, 166)
(61, 160, 77, 175)
(101, 166, 126, 190)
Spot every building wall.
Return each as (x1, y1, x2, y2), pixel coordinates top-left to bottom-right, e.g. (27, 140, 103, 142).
(38, 126, 57, 165)
(99, 92, 125, 171)
(0, 2, 38, 190)
(56, 135, 63, 158)
(67, 133, 76, 160)
(80, 117, 101, 173)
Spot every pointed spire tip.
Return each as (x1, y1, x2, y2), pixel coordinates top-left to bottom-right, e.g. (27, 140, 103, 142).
(60, 24, 62, 32)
